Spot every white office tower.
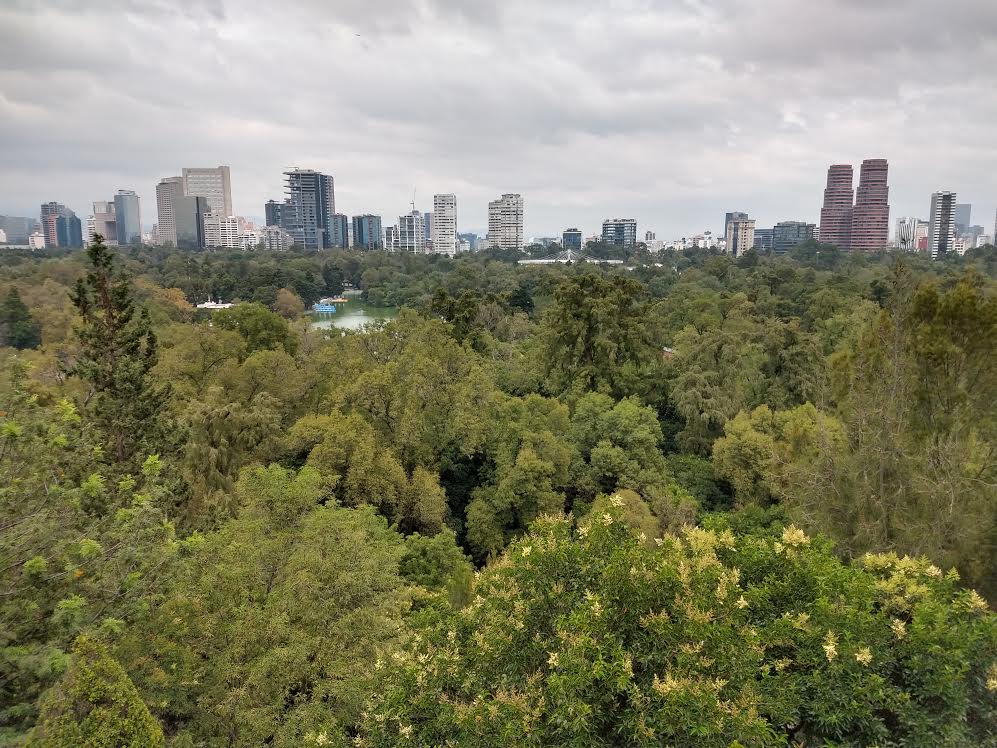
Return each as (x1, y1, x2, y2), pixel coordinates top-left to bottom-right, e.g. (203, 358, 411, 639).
(203, 214, 242, 248)
(487, 193, 524, 251)
(431, 194, 458, 255)
(928, 191, 956, 259)
(385, 225, 400, 251)
(398, 211, 425, 252)
(182, 166, 233, 217)
(155, 176, 184, 246)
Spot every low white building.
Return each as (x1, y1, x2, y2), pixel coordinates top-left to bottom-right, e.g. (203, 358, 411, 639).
(204, 214, 242, 249)
(28, 231, 46, 249)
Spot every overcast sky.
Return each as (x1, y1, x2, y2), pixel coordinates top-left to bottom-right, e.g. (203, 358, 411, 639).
(2, 0, 997, 239)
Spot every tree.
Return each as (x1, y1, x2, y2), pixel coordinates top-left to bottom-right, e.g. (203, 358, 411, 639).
(213, 302, 297, 354)
(542, 274, 651, 397)
(363, 511, 997, 747)
(0, 287, 42, 349)
(273, 286, 305, 319)
(25, 636, 164, 748)
(66, 235, 175, 466)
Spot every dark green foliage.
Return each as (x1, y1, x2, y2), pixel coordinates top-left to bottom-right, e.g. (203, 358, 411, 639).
(0, 287, 41, 349)
(66, 236, 174, 466)
(212, 301, 297, 354)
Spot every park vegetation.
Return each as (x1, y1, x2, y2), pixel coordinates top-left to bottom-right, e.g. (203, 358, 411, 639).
(0, 237, 995, 746)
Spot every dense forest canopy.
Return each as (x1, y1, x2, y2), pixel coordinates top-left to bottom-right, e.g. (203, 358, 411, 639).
(1, 239, 995, 746)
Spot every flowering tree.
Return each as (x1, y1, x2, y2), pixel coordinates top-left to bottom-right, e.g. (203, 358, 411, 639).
(359, 503, 997, 747)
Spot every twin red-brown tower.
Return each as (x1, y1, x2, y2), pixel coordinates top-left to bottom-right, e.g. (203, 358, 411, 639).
(818, 159, 889, 251)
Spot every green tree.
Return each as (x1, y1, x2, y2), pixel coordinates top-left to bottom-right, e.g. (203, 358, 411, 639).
(66, 236, 174, 465)
(364, 512, 997, 747)
(0, 287, 42, 349)
(26, 636, 164, 748)
(213, 302, 297, 354)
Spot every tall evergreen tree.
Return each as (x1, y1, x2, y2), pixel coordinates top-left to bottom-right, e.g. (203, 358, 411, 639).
(0, 287, 41, 349)
(67, 235, 174, 466)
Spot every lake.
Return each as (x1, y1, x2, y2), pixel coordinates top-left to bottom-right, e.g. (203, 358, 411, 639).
(310, 304, 399, 331)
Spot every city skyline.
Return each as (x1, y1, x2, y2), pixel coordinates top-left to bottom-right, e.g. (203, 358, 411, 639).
(2, 1, 996, 237)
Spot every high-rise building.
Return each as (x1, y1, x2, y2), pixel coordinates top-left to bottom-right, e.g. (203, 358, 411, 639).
(819, 164, 854, 249)
(398, 210, 425, 253)
(284, 169, 335, 250)
(772, 221, 816, 253)
(487, 193, 524, 251)
(562, 228, 583, 251)
(182, 166, 233, 217)
(602, 218, 637, 246)
(895, 217, 919, 251)
(56, 213, 83, 247)
(203, 214, 241, 248)
(156, 177, 184, 246)
(112, 190, 142, 246)
(264, 199, 284, 227)
(431, 194, 457, 255)
(954, 203, 972, 234)
(331, 213, 349, 248)
(385, 225, 400, 252)
(725, 215, 755, 257)
(753, 228, 774, 251)
(174, 196, 210, 249)
(423, 212, 433, 242)
(352, 214, 383, 250)
(849, 159, 890, 252)
(724, 212, 748, 235)
(91, 201, 118, 245)
(40, 202, 65, 246)
(928, 191, 956, 259)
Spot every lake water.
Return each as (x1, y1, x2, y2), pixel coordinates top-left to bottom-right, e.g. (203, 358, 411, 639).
(310, 304, 399, 331)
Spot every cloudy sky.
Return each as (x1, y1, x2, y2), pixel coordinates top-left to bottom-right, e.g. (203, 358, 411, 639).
(2, 0, 997, 239)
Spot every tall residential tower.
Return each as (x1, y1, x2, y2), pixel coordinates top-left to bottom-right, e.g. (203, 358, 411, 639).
(849, 159, 889, 251)
(819, 164, 854, 249)
(486, 193, 524, 251)
(431, 194, 458, 255)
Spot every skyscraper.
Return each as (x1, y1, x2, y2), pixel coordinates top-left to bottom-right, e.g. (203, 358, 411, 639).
(91, 202, 116, 244)
(264, 199, 284, 227)
(928, 191, 956, 259)
(56, 213, 83, 247)
(423, 212, 433, 242)
(40, 202, 65, 246)
(723, 212, 748, 235)
(849, 159, 890, 251)
(431, 194, 457, 255)
(487, 193, 524, 251)
(562, 228, 582, 251)
(385, 225, 400, 252)
(895, 217, 918, 251)
(284, 169, 336, 250)
(352, 214, 383, 250)
(182, 166, 233, 217)
(156, 177, 184, 246)
(331, 213, 350, 248)
(725, 215, 755, 257)
(954, 203, 972, 234)
(601, 218, 637, 246)
(772, 221, 816, 253)
(113, 190, 142, 246)
(819, 164, 854, 249)
(398, 210, 425, 253)
(174, 196, 210, 249)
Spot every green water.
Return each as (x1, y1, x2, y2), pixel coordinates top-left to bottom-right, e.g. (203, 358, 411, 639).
(310, 304, 398, 331)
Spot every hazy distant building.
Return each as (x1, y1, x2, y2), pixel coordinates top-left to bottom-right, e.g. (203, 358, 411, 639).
(352, 214, 383, 250)
(398, 210, 425, 253)
(431, 194, 458, 255)
(56, 213, 83, 247)
(562, 228, 583, 251)
(112, 190, 142, 246)
(819, 164, 854, 249)
(895, 217, 919, 251)
(772, 221, 815, 253)
(264, 199, 285, 227)
(182, 166, 233, 217)
(40, 202, 65, 246)
(91, 201, 118, 245)
(423, 212, 433, 242)
(385, 225, 400, 252)
(0, 216, 39, 245)
(284, 169, 335, 250)
(849, 159, 890, 251)
(954, 203, 971, 234)
(928, 191, 957, 259)
(156, 177, 184, 246)
(753, 228, 774, 251)
(487, 193, 524, 251)
(458, 232, 479, 251)
(28, 231, 46, 250)
(263, 224, 294, 251)
(645, 230, 656, 241)
(602, 218, 637, 247)
(174, 196, 210, 249)
(725, 215, 755, 257)
(331, 213, 349, 248)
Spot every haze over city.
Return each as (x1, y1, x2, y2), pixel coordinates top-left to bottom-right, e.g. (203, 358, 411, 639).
(2, 0, 997, 236)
